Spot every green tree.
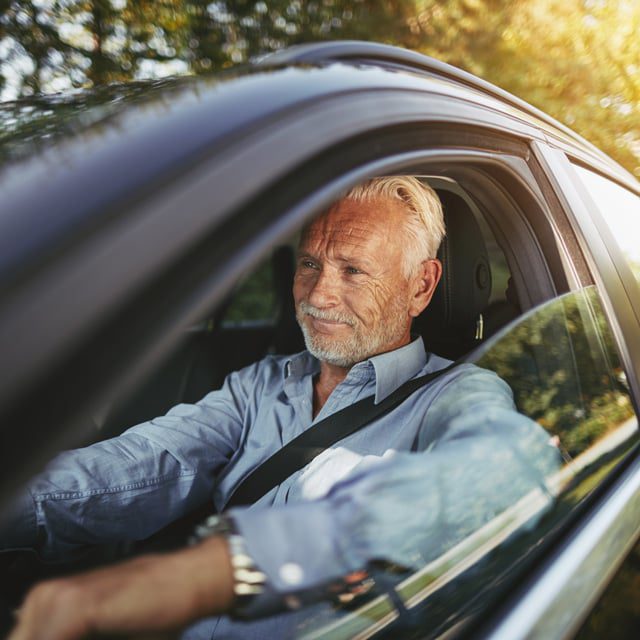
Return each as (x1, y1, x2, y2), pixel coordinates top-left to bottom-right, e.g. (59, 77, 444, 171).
(2, 1, 640, 175)
(0, 1, 419, 93)
(412, 0, 640, 175)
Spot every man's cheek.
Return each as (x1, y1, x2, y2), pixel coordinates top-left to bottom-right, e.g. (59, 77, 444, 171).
(367, 282, 394, 312)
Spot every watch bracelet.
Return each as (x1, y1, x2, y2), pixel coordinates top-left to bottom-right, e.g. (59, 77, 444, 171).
(189, 514, 382, 619)
(189, 514, 283, 619)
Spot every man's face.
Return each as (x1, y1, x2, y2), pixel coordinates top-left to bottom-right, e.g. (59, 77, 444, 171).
(294, 195, 419, 368)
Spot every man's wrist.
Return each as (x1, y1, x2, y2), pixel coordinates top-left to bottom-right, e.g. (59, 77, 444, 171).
(189, 513, 378, 619)
(191, 514, 271, 618)
(186, 535, 236, 617)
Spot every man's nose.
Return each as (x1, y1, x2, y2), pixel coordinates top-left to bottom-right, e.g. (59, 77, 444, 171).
(307, 268, 340, 308)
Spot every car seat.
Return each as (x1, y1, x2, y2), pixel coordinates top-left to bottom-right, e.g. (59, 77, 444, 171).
(414, 190, 495, 360)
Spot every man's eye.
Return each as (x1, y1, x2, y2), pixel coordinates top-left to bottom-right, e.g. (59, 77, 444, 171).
(345, 266, 362, 275)
(301, 260, 318, 269)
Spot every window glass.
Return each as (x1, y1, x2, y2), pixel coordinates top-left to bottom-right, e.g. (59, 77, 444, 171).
(298, 286, 638, 639)
(571, 165, 640, 286)
(475, 286, 635, 463)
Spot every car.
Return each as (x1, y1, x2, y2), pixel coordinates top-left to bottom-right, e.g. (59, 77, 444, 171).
(0, 41, 639, 639)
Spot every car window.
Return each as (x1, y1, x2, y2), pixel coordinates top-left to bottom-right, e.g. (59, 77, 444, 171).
(475, 286, 636, 463)
(297, 285, 638, 639)
(570, 165, 640, 287)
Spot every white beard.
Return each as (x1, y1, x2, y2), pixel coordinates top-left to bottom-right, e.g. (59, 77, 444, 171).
(296, 299, 409, 367)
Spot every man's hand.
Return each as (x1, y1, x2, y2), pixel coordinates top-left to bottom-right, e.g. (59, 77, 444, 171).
(9, 536, 234, 640)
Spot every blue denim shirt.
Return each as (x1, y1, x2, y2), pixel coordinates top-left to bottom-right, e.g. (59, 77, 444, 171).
(1, 337, 560, 639)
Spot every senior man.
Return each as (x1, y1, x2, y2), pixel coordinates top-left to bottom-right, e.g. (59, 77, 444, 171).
(3, 177, 559, 639)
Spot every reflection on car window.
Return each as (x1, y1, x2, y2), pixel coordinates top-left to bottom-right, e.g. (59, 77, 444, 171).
(0, 77, 212, 166)
(475, 286, 635, 465)
(571, 164, 640, 287)
(297, 286, 638, 640)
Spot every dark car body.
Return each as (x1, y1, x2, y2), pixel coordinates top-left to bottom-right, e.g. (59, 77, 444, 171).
(0, 42, 639, 639)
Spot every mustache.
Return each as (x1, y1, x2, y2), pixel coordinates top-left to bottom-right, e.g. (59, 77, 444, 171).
(298, 302, 356, 326)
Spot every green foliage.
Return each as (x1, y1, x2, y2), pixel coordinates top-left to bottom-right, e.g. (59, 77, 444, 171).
(2, 1, 639, 173)
(0, 1, 418, 91)
(223, 263, 277, 324)
(414, 0, 640, 176)
(476, 288, 635, 458)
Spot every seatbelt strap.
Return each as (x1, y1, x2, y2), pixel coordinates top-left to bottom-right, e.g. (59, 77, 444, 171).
(226, 360, 459, 508)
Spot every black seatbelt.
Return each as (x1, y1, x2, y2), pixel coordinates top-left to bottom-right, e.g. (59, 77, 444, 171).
(226, 360, 459, 508)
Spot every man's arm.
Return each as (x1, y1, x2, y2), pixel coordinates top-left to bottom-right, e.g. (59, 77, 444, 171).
(9, 536, 234, 640)
(230, 366, 561, 589)
(0, 361, 263, 559)
(10, 366, 562, 639)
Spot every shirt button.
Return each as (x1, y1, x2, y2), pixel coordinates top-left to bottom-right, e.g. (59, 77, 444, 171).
(279, 562, 304, 585)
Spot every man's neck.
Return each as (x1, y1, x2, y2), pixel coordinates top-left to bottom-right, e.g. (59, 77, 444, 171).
(311, 335, 415, 417)
(312, 361, 351, 419)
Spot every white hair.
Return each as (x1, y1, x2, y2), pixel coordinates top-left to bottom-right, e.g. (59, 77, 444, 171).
(344, 176, 445, 276)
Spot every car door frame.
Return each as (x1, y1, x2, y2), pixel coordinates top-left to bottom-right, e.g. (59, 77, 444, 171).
(2, 73, 640, 640)
(0, 79, 575, 500)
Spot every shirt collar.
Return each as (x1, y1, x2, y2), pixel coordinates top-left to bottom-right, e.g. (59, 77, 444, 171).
(285, 336, 427, 404)
(369, 336, 427, 403)
(286, 351, 320, 380)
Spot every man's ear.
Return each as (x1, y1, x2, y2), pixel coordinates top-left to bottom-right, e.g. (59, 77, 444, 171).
(408, 259, 442, 318)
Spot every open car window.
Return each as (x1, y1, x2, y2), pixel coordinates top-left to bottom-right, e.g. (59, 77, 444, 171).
(85, 172, 523, 442)
(80, 226, 637, 640)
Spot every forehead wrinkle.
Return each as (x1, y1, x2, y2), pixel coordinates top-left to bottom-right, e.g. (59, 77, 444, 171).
(319, 224, 377, 246)
(301, 201, 404, 262)
(323, 238, 379, 265)
(303, 226, 376, 252)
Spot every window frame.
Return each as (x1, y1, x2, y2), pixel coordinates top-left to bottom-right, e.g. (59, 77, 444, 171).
(531, 142, 640, 410)
(1, 121, 570, 501)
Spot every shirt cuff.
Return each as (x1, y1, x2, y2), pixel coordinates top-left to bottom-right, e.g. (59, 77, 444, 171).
(0, 489, 38, 549)
(230, 498, 360, 594)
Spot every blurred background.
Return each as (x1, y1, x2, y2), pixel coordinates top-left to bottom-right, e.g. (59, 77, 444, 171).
(0, 0, 639, 176)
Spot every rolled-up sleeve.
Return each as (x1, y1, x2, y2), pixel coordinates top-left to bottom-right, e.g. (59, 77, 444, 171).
(0, 362, 262, 560)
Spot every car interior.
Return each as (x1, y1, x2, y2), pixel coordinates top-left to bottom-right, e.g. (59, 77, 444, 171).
(90, 178, 519, 442)
(0, 175, 510, 618)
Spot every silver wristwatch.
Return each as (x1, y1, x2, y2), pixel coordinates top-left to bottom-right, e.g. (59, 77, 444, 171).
(190, 513, 377, 618)
(190, 514, 268, 616)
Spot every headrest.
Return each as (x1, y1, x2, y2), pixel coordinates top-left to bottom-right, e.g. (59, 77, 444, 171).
(414, 190, 492, 359)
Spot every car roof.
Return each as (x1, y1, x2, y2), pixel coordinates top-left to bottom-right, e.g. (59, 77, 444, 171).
(1, 41, 637, 292)
(1, 40, 633, 178)
(258, 41, 633, 175)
